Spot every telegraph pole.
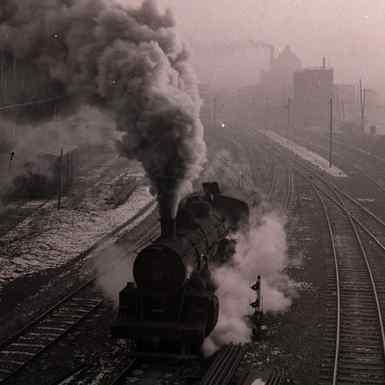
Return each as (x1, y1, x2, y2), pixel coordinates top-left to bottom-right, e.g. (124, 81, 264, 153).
(213, 96, 217, 127)
(360, 79, 365, 132)
(287, 97, 292, 139)
(264, 97, 269, 130)
(329, 97, 333, 168)
(57, 148, 63, 210)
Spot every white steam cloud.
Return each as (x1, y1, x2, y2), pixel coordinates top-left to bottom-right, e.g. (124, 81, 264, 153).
(203, 209, 295, 356)
(0, 0, 206, 215)
(94, 243, 135, 306)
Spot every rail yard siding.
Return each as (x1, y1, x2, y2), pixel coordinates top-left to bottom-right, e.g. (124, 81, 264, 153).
(0, 182, 154, 290)
(260, 130, 347, 178)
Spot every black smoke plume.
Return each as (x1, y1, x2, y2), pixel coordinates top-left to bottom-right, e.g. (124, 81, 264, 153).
(0, 0, 206, 216)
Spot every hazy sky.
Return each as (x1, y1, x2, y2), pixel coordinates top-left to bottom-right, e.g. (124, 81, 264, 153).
(127, 1, 385, 91)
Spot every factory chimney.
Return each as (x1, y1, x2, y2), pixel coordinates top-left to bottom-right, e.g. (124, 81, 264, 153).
(322, 57, 326, 68)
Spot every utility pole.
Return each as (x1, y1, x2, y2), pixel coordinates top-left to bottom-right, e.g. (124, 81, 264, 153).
(213, 96, 217, 128)
(329, 97, 333, 168)
(8, 151, 14, 172)
(341, 100, 345, 122)
(57, 148, 63, 210)
(360, 79, 365, 133)
(287, 97, 292, 139)
(264, 97, 269, 130)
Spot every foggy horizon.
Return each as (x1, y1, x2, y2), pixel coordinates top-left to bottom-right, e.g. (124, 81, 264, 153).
(123, 0, 385, 94)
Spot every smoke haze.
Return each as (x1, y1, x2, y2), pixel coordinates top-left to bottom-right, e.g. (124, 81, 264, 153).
(0, 0, 206, 215)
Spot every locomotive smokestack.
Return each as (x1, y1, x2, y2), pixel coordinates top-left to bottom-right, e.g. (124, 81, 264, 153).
(160, 215, 176, 239)
(158, 185, 177, 239)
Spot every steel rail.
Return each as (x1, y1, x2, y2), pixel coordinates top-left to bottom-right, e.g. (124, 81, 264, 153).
(253, 130, 385, 246)
(267, 164, 277, 201)
(271, 137, 385, 234)
(318, 132, 385, 166)
(0, 207, 158, 383)
(48, 364, 90, 385)
(293, 137, 385, 196)
(311, 183, 341, 385)
(0, 199, 156, 350)
(107, 358, 138, 385)
(297, 169, 385, 383)
(200, 345, 244, 385)
(285, 168, 294, 210)
(0, 296, 103, 384)
(0, 198, 52, 239)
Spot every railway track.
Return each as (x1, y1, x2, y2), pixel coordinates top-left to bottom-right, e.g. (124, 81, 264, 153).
(291, 136, 385, 195)
(309, 177, 385, 384)
(293, 158, 385, 251)
(200, 345, 245, 385)
(259, 129, 385, 248)
(0, 198, 51, 238)
(0, 146, 136, 240)
(293, 131, 385, 197)
(107, 358, 138, 385)
(285, 159, 385, 383)
(251, 130, 385, 383)
(0, 280, 103, 384)
(285, 167, 295, 211)
(0, 214, 159, 385)
(243, 129, 294, 210)
(106, 355, 203, 385)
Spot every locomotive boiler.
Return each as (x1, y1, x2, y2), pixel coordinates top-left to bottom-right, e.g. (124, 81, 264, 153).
(111, 182, 249, 357)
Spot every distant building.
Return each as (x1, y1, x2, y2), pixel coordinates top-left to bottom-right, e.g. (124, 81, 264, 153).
(293, 66, 334, 130)
(259, 45, 302, 106)
(257, 45, 302, 132)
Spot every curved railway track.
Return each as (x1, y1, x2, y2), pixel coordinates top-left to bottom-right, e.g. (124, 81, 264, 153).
(258, 129, 385, 247)
(308, 175, 385, 385)
(250, 128, 385, 383)
(292, 137, 385, 195)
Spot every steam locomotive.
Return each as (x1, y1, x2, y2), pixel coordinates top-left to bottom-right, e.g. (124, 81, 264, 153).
(111, 182, 249, 357)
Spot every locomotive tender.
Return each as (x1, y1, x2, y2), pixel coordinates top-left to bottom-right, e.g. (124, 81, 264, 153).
(111, 182, 249, 357)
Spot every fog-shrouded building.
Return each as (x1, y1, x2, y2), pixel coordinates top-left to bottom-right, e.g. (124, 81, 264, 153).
(257, 45, 302, 132)
(293, 66, 334, 131)
(259, 45, 302, 106)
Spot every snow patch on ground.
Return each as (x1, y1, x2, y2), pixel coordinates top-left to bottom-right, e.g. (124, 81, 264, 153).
(0, 183, 154, 290)
(260, 130, 347, 178)
(251, 379, 266, 385)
